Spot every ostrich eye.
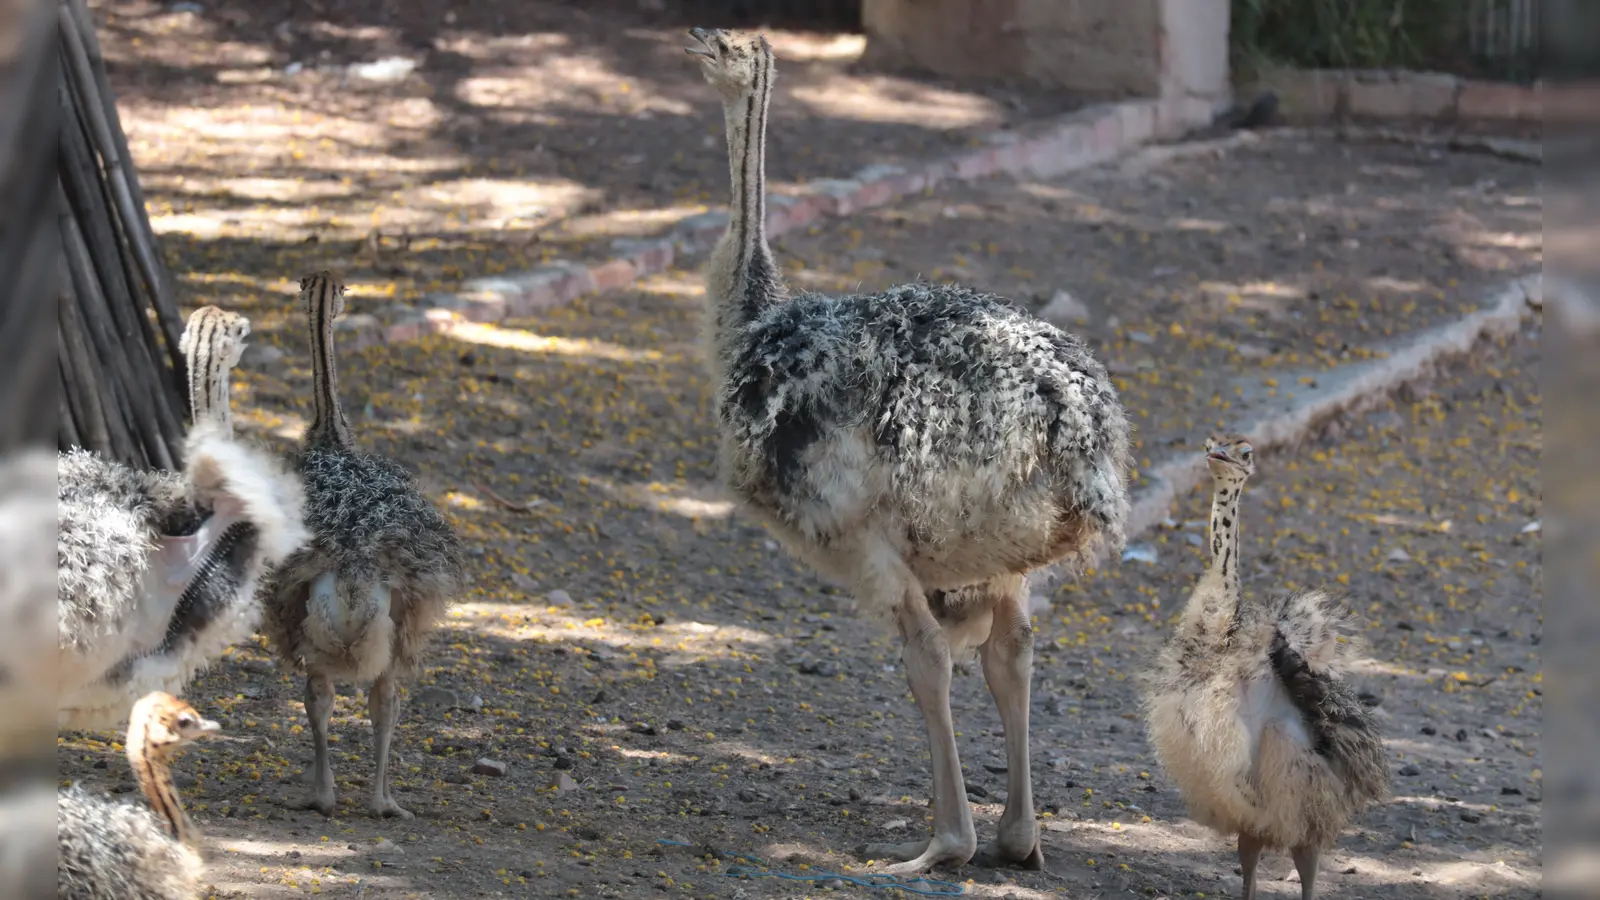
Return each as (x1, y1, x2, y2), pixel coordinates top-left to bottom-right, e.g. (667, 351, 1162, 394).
(177, 714, 194, 728)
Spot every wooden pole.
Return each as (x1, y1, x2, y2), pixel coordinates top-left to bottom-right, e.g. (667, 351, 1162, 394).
(51, 0, 191, 468)
(0, 0, 59, 456)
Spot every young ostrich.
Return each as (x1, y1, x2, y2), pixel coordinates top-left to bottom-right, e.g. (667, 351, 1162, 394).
(58, 308, 308, 730)
(57, 691, 222, 900)
(686, 29, 1132, 873)
(258, 271, 465, 819)
(1142, 436, 1389, 900)
(178, 306, 253, 437)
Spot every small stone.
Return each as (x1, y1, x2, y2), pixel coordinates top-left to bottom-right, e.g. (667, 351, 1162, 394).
(983, 762, 1009, 774)
(346, 56, 417, 83)
(1399, 764, 1422, 776)
(469, 695, 485, 711)
(1454, 728, 1468, 742)
(546, 589, 573, 606)
(371, 838, 404, 856)
(1122, 544, 1159, 564)
(1386, 548, 1412, 563)
(472, 758, 508, 777)
(1128, 330, 1155, 344)
(1234, 343, 1269, 360)
(552, 772, 580, 791)
(1420, 725, 1438, 735)
(510, 572, 538, 592)
(1039, 289, 1091, 327)
(240, 343, 285, 367)
(1460, 811, 1482, 824)
(413, 686, 460, 710)
(1185, 532, 1203, 546)
(553, 755, 575, 770)
(797, 659, 838, 677)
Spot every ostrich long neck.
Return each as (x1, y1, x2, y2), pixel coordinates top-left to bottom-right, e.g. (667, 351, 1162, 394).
(1198, 474, 1246, 618)
(185, 331, 233, 436)
(125, 721, 198, 849)
(304, 278, 353, 450)
(714, 53, 784, 337)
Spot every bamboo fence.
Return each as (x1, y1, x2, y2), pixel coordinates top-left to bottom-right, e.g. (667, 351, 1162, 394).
(54, 0, 189, 470)
(0, 0, 57, 456)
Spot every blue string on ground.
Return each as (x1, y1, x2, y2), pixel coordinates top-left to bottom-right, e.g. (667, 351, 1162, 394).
(655, 839, 966, 896)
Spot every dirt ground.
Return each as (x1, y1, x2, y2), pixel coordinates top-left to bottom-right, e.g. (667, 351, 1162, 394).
(768, 133, 1542, 458)
(64, 8, 1544, 897)
(58, 140, 1543, 900)
(92, 0, 1078, 307)
(56, 291, 1544, 900)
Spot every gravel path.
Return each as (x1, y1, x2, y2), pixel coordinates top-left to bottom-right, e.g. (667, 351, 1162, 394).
(57, 298, 1542, 900)
(56, 80, 1543, 898)
(94, 0, 1075, 314)
(770, 133, 1541, 461)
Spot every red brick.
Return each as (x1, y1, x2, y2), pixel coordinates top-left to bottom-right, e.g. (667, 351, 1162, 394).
(1117, 100, 1158, 146)
(626, 240, 674, 275)
(953, 148, 999, 180)
(589, 258, 636, 294)
(1024, 122, 1092, 177)
(384, 321, 419, 344)
(1460, 79, 1542, 122)
(1090, 109, 1124, 161)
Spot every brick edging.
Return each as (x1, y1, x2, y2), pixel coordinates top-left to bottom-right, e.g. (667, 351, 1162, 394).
(336, 97, 1215, 350)
(1027, 273, 1542, 597)
(1249, 66, 1591, 125)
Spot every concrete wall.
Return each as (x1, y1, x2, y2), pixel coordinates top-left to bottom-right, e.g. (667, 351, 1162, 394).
(862, 0, 1230, 110)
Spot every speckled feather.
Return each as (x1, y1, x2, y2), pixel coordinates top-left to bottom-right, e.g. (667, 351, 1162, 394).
(256, 270, 465, 683)
(56, 786, 203, 900)
(56, 448, 188, 663)
(1143, 442, 1388, 852)
(720, 280, 1133, 587)
(258, 444, 465, 679)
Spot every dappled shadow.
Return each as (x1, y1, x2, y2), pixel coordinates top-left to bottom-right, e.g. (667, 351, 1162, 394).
(769, 133, 1543, 458)
(91, 0, 1085, 317)
(58, 275, 1541, 897)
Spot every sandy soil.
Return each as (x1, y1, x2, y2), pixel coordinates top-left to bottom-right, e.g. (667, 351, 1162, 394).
(91, 0, 1078, 308)
(58, 167, 1542, 900)
(60, 13, 1543, 895)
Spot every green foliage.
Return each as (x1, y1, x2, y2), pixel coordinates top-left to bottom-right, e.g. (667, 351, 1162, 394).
(1230, 0, 1465, 78)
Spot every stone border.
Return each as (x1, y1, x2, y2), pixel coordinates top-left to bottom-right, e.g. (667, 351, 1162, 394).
(1253, 66, 1600, 125)
(335, 97, 1216, 350)
(1028, 274, 1543, 595)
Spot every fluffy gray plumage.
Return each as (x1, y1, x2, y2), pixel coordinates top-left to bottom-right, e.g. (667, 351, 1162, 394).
(688, 28, 1129, 872)
(1142, 437, 1387, 900)
(56, 424, 308, 731)
(722, 281, 1132, 579)
(56, 786, 202, 900)
(257, 269, 464, 819)
(57, 448, 189, 653)
(259, 445, 464, 681)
